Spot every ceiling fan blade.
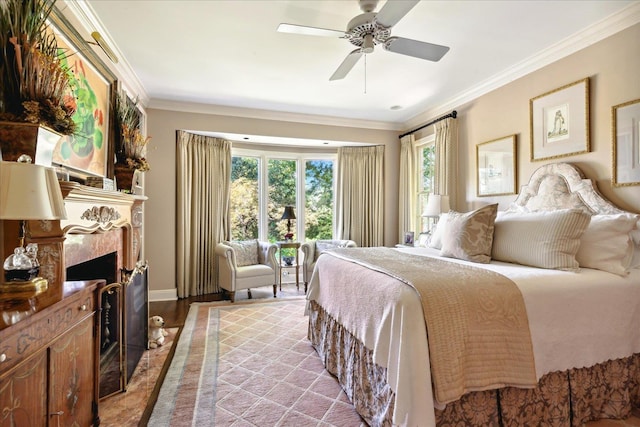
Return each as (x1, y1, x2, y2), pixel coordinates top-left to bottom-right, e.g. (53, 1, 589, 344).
(384, 36, 449, 61)
(277, 23, 345, 38)
(329, 49, 363, 81)
(375, 0, 420, 28)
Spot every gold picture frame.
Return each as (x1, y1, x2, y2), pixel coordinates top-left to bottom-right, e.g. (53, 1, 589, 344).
(476, 134, 517, 197)
(612, 98, 640, 187)
(48, 8, 117, 179)
(530, 78, 590, 162)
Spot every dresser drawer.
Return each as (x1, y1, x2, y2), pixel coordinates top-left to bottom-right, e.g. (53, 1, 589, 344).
(0, 287, 95, 376)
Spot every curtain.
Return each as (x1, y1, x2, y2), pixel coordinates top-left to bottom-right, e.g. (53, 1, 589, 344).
(176, 130, 231, 298)
(335, 145, 384, 247)
(433, 117, 458, 210)
(398, 134, 417, 242)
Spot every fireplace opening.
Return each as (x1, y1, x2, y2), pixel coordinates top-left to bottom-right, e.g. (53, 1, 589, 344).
(66, 252, 122, 398)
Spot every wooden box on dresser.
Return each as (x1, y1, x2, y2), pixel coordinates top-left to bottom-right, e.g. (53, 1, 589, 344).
(0, 279, 104, 426)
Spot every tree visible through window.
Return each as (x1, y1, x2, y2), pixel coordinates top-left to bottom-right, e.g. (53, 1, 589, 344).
(305, 160, 333, 241)
(230, 156, 258, 240)
(418, 140, 436, 232)
(230, 153, 335, 243)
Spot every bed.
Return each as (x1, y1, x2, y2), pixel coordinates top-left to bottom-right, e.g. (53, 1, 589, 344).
(306, 163, 640, 427)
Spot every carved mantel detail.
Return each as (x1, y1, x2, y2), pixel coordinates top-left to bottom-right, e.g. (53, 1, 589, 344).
(81, 206, 122, 224)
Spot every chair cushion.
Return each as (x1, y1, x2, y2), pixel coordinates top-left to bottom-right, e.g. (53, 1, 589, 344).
(236, 264, 274, 279)
(227, 240, 258, 266)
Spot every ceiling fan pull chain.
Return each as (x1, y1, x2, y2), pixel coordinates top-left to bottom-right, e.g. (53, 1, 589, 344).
(364, 54, 367, 94)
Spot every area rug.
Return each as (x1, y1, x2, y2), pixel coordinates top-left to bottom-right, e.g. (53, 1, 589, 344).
(148, 298, 365, 426)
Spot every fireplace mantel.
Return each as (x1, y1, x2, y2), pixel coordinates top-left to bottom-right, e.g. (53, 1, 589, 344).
(1, 182, 146, 293)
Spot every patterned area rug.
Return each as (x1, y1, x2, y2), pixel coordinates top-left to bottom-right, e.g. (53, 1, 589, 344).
(148, 298, 366, 426)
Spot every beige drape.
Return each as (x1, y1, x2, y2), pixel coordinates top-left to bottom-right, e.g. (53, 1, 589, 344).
(176, 131, 231, 298)
(433, 118, 458, 210)
(398, 134, 418, 241)
(335, 145, 384, 247)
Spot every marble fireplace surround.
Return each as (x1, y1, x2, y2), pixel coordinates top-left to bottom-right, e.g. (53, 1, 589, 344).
(1, 182, 146, 291)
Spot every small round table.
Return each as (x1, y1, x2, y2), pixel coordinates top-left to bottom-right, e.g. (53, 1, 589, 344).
(277, 241, 300, 290)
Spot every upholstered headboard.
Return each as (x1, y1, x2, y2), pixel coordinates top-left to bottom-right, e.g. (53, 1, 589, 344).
(508, 163, 626, 215)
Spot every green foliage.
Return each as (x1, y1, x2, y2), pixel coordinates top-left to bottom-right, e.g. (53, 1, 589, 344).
(230, 156, 335, 242)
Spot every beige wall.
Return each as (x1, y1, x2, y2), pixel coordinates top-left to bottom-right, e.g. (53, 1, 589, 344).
(454, 23, 640, 213)
(144, 110, 399, 294)
(144, 23, 639, 297)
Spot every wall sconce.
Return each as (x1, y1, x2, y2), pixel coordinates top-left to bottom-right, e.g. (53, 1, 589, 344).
(280, 206, 296, 241)
(0, 157, 67, 291)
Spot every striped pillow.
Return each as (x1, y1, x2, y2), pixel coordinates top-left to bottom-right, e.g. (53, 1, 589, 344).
(492, 209, 591, 271)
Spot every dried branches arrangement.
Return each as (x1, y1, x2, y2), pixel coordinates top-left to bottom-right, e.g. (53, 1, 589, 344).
(0, 0, 76, 134)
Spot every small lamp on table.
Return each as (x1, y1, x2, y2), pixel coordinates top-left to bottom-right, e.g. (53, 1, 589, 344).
(422, 194, 450, 233)
(280, 205, 296, 241)
(0, 156, 67, 292)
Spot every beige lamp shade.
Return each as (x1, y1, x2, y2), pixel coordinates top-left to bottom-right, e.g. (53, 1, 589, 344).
(422, 194, 450, 217)
(0, 160, 67, 220)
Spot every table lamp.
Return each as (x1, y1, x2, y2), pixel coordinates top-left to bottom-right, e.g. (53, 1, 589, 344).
(0, 156, 67, 292)
(422, 194, 450, 232)
(280, 206, 296, 241)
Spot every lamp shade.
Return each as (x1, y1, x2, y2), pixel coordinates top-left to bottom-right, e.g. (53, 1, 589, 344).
(280, 206, 296, 220)
(422, 194, 450, 217)
(0, 160, 67, 220)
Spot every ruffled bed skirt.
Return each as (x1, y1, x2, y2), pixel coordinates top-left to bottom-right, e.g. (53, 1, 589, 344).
(308, 300, 640, 427)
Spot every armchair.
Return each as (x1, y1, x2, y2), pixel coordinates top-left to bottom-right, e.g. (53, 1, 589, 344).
(215, 240, 279, 303)
(300, 239, 357, 291)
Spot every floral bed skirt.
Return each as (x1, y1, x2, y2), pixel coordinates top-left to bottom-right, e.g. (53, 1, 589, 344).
(308, 300, 640, 427)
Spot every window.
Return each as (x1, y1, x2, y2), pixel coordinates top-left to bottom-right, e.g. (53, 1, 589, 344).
(305, 160, 334, 241)
(416, 135, 436, 233)
(230, 149, 335, 243)
(230, 156, 259, 240)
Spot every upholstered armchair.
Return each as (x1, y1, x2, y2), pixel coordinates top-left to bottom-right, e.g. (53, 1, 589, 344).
(215, 240, 279, 302)
(300, 239, 357, 291)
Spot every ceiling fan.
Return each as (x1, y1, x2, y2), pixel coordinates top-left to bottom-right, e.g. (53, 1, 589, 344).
(277, 0, 450, 81)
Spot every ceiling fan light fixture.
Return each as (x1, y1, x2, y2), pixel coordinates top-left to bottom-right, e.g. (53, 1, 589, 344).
(362, 34, 374, 54)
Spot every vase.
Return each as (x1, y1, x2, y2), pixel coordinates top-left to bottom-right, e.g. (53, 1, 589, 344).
(113, 162, 137, 192)
(0, 121, 62, 166)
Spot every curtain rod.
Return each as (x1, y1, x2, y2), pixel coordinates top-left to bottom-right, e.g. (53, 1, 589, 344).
(398, 110, 457, 139)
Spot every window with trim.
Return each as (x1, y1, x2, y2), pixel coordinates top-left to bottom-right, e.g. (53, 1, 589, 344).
(230, 149, 335, 243)
(416, 135, 436, 233)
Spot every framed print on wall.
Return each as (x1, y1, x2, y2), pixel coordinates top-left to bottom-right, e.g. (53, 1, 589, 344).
(48, 8, 117, 178)
(476, 134, 517, 197)
(530, 78, 590, 162)
(612, 98, 640, 187)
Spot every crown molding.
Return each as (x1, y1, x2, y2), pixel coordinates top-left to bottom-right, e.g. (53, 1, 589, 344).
(60, 0, 149, 106)
(403, 2, 640, 131)
(149, 99, 403, 131)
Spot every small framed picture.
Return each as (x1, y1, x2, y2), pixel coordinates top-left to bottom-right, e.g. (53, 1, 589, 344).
(404, 231, 414, 246)
(612, 98, 640, 186)
(530, 77, 590, 161)
(476, 134, 517, 197)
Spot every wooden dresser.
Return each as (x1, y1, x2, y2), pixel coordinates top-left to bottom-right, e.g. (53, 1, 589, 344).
(0, 279, 103, 426)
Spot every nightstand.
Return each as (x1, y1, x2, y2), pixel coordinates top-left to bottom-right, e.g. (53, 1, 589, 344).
(277, 241, 300, 290)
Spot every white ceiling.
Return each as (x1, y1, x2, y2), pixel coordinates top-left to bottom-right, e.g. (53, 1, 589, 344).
(74, 0, 638, 132)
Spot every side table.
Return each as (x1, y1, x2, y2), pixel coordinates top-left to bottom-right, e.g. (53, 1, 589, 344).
(277, 241, 300, 290)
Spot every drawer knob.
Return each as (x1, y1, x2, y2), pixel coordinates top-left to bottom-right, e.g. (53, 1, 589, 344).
(0, 353, 6, 362)
(80, 304, 87, 311)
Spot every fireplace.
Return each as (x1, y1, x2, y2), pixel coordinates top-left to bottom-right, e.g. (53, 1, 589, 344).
(2, 182, 148, 399)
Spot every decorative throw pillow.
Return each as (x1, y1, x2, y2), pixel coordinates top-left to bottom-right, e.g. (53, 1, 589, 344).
(427, 213, 450, 250)
(576, 213, 639, 275)
(227, 240, 258, 267)
(439, 204, 498, 263)
(491, 209, 591, 271)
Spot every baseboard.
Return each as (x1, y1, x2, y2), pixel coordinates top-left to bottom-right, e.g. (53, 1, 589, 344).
(149, 288, 178, 302)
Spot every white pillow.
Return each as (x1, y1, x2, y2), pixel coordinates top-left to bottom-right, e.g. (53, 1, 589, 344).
(576, 213, 639, 275)
(427, 213, 449, 250)
(491, 209, 591, 271)
(227, 240, 258, 267)
(439, 204, 498, 263)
